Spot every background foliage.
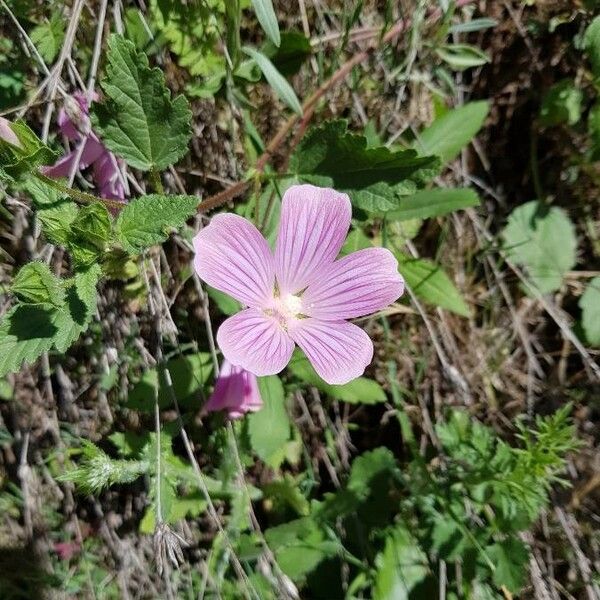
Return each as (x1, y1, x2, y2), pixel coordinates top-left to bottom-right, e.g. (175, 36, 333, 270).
(0, 1, 599, 599)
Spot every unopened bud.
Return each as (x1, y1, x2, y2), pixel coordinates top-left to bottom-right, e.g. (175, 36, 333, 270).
(0, 117, 20, 147)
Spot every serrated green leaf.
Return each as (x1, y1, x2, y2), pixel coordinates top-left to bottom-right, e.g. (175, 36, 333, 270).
(584, 15, 600, 76)
(243, 47, 302, 115)
(252, 0, 280, 47)
(247, 375, 290, 467)
(71, 202, 112, 249)
(288, 351, 386, 404)
(396, 254, 471, 317)
(12, 262, 65, 306)
(290, 120, 439, 212)
(416, 101, 489, 164)
(0, 266, 99, 376)
(0, 120, 57, 180)
(30, 14, 65, 63)
(37, 199, 79, 246)
(385, 188, 480, 221)
(116, 194, 198, 253)
(93, 34, 192, 171)
(66, 202, 112, 267)
(502, 201, 576, 293)
(580, 277, 600, 346)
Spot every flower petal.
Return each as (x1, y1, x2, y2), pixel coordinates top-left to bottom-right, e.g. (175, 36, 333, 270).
(289, 319, 373, 385)
(274, 185, 351, 295)
(41, 137, 105, 178)
(217, 308, 295, 376)
(194, 214, 275, 308)
(302, 248, 404, 319)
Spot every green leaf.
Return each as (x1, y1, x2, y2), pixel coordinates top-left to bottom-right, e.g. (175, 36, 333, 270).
(247, 375, 291, 467)
(340, 228, 373, 255)
(416, 101, 489, 164)
(206, 285, 242, 316)
(539, 80, 583, 127)
(243, 47, 302, 115)
(0, 120, 57, 181)
(487, 539, 528, 593)
(37, 200, 79, 246)
(265, 518, 338, 581)
(396, 254, 471, 317)
(290, 120, 439, 212)
(436, 44, 490, 70)
(584, 15, 600, 76)
(93, 34, 192, 171)
(502, 201, 577, 293)
(127, 352, 213, 411)
(67, 202, 112, 267)
(263, 30, 311, 76)
(449, 18, 498, 34)
(579, 277, 600, 346)
(0, 266, 99, 376)
(373, 526, 430, 600)
(252, 0, 280, 47)
(385, 188, 480, 221)
(30, 14, 65, 63)
(288, 351, 386, 404)
(116, 194, 198, 253)
(71, 202, 112, 250)
(12, 262, 65, 306)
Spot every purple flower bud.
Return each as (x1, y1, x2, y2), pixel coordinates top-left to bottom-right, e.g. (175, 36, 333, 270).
(204, 359, 263, 419)
(0, 117, 20, 147)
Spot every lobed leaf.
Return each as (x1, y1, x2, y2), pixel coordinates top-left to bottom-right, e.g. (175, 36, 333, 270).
(290, 120, 439, 212)
(93, 34, 192, 171)
(115, 194, 199, 254)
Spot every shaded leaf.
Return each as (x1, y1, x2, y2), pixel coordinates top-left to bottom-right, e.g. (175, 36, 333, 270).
(290, 120, 439, 212)
(12, 262, 64, 306)
(247, 375, 291, 467)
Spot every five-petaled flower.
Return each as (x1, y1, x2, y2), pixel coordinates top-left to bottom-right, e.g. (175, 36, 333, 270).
(204, 359, 263, 419)
(42, 92, 127, 202)
(193, 184, 404, 385)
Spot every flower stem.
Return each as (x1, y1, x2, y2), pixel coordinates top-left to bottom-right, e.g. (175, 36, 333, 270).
(33, 172, 125, 210)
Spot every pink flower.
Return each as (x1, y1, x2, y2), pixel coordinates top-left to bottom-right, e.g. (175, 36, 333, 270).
(0, 116, 20, 147)
(193, 185, 404, 385)
(204, 359, 263, 419)
(42, 92, 126, 202)
(53, 540, 80, 561)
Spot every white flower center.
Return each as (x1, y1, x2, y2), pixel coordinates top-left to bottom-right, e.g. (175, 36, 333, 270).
(275, 293, 303, 320)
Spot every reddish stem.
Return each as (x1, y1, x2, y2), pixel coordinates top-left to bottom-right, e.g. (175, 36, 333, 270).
(197, 0, 475, 214)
